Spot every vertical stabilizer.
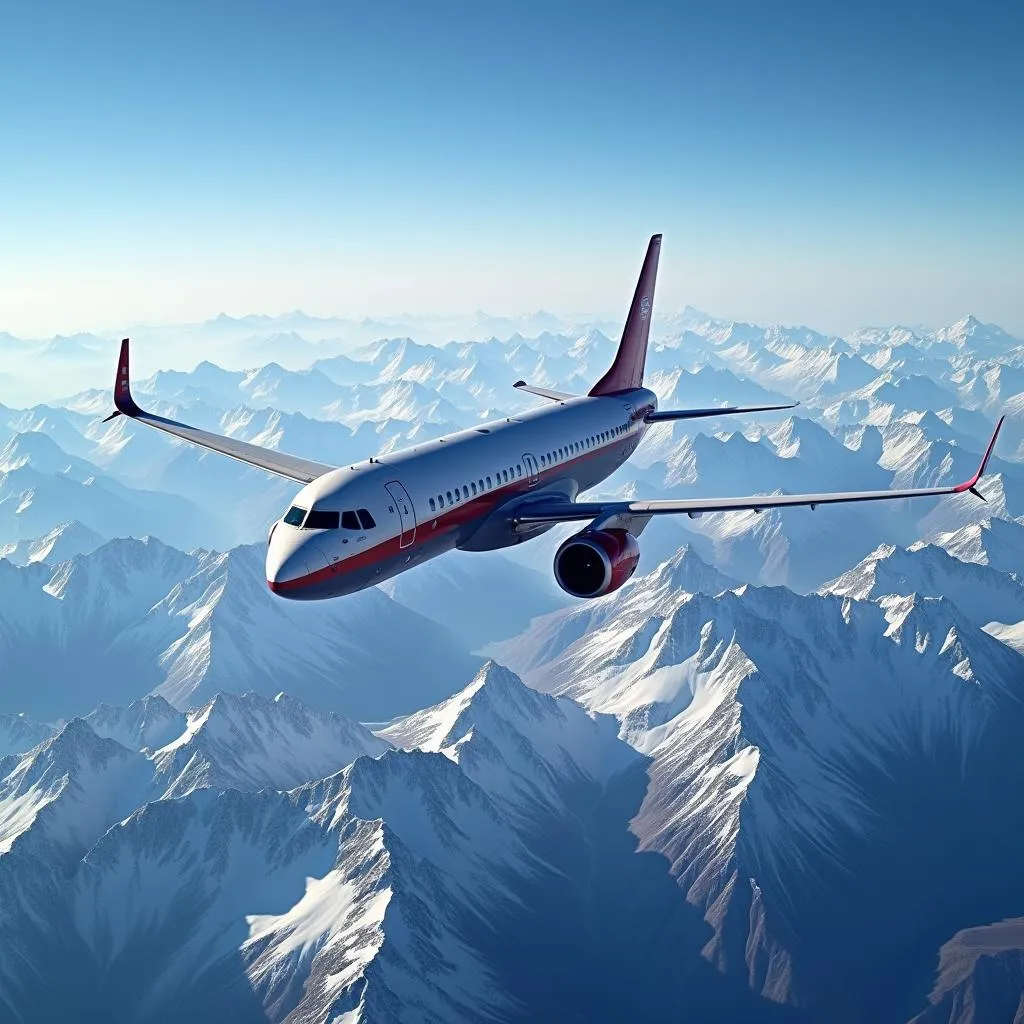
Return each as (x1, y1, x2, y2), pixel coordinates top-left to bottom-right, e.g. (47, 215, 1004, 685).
(589, 234, 661, 395)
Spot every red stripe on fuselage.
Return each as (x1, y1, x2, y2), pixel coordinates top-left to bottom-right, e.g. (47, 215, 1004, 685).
(267, 422, 645, 593)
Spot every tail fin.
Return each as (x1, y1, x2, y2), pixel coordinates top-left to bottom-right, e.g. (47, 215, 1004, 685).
(589, 234, 661, 396)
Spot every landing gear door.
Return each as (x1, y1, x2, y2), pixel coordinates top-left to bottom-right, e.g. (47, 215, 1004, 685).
(385, 480, 417, 548)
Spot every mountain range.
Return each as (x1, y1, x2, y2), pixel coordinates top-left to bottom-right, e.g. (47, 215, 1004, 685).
(0, 307, 1022, 1022)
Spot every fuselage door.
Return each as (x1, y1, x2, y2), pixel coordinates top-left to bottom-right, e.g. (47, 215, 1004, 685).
(385, 480, 417, 548)
(523, 452, 540, 487)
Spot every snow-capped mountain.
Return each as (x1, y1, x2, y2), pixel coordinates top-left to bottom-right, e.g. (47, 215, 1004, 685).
(0, 306, 1022, 1022)
(2, 577, 1024, 1021)
(0, 519, 104, 565)
(0, 537, 479, 721)
(821, 541, 1024, 628)
(0, 676, 636, 1024)
(927, 516, 1024, 575)
(380, 661, 635, 816)
(84, 695, 186, 752)
(151, 691, 389, 797)
(495, 550, 1024, 1020)
(0, 720, 152, 862)
(0, 431, 234, 550)
(0, 713, 56, 758)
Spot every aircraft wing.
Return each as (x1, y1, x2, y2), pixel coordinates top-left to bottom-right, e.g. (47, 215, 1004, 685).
(645, 402, 798, 422)
(104, 339, 335, 484)
(512, 416, 1005, 527)
(513, 381, 579, 403)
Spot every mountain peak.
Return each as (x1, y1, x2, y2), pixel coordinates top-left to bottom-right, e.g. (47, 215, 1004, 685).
(469, 658, 526, 697)
(152, 690, 387, 798)
(643, 545, 740, 599)
(0, 712, 56, 757)
(85, 695, 185, 752)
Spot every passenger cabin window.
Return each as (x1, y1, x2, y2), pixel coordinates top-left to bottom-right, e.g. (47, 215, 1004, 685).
(429, 497, 436, 512)
(357, 509, 376, 529)
(471, 482, 477, 496)
(447, 490, 453, 504)
(340, 510, 360, 530)
(283, 505, 306, 527)
(486, 476, 492, 488)
(306, 509, 340, 530)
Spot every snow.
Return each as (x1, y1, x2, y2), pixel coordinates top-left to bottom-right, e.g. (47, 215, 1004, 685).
(244, 866, 391, 995)
(1, 306, 1023, 1021)
(380, 661, 636, 810)
(0, 713, 55, 758)
(0, 537, 478, 722)
(0, 720, 151, 860)
(152, 691, 389, 796)
(985, 620, 1024, 654)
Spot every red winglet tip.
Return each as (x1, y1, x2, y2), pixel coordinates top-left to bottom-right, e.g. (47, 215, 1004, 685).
(953, 415, 1004, 493)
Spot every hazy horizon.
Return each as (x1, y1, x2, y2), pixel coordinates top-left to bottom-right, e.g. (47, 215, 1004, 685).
(1, 303, 1019, 347)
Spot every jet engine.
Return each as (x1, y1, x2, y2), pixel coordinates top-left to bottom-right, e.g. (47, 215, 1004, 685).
(553, 528, 640, 599)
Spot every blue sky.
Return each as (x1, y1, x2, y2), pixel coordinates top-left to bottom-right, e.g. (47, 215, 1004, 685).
(2, 0, 1021, 336)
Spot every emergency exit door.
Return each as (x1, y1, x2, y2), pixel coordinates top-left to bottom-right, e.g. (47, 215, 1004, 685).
(385, 480, 417, 548)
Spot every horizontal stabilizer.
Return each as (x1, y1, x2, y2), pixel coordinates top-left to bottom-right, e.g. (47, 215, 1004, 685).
(513, 381, 579, 403)
(646, 402, 798, 422)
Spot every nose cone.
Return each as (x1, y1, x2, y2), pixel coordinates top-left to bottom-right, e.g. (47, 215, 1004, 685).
(266, 530, 322, 596)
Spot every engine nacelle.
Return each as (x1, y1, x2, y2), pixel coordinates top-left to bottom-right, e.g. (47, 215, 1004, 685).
(553, 528, 640, 599)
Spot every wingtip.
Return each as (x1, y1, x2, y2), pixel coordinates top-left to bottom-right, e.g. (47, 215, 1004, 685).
(982, 415, 1006, 472)
(113, 337, 140, 417)
(954, 414, 1005, 493)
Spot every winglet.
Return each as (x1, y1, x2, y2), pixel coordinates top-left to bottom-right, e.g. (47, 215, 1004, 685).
(953, 415, 1005, 494)
(112, 338, 141, 417)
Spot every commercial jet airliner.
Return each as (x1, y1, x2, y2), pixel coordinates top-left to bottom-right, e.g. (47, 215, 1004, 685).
(105, 235, 1004, 601)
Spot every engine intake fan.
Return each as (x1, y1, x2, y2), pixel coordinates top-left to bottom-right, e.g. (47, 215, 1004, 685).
(553, 528, 640, 598)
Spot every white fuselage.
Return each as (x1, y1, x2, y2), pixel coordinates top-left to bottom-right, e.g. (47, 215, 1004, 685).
(265, 387, 656, 599)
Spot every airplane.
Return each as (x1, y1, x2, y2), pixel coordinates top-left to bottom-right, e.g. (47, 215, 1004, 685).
(104, 234, 1005, 601)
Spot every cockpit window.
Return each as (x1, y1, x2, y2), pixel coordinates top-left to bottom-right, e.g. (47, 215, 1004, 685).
(305, 509, 339, 530)
(357, 508, 376, 529)
(283, 505, 307, 527)
(341, 510, 361, 530)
